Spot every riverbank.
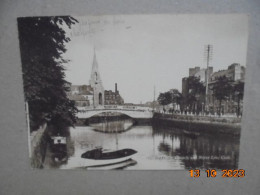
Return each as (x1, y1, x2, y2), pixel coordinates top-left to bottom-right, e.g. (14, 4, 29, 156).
(152, 113, 241, 135)
(30, 123, 48, 168)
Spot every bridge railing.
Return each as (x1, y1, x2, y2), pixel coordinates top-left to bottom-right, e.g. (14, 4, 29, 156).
(77, 105, 152, 112)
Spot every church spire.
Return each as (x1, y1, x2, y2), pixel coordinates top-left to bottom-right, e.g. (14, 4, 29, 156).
(90, 48, 102, 86)
(89, 48, 104, 107)
(91, 48, 98, 73)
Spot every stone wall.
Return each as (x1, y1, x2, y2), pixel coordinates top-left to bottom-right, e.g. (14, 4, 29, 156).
(153, 113, 241, 135)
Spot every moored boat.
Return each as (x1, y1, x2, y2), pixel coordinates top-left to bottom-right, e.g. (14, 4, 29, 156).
(50, 136, 67, 154)
(80, 147, 137, 167)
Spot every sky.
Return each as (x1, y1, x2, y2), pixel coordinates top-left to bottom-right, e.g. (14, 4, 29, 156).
(63, 14, 248, 104)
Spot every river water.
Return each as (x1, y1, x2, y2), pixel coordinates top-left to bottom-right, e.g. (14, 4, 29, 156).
(43, 119, 240, 170)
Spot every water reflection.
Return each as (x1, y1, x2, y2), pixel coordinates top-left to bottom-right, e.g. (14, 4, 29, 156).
(90, 119, 134, 133)
(43, 119, 240, 170)
(153, 126, 239, 169)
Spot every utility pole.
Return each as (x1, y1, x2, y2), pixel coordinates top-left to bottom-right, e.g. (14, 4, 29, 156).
(204, 44, 213, 114)
(153, 85, 156, 112)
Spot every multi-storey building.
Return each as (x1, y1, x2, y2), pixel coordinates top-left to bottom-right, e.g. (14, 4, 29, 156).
(209, 63, 245, 82)
(189, 66, 213, 83)
(104, 83, 124, 105)
(182, 63, 246, 115)
(68, 85, 94, 107)
(208, 63, 245, 115)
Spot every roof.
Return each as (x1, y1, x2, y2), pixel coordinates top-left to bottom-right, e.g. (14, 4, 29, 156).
(68, 94, 89, 101)
(80, 91, 93, 95)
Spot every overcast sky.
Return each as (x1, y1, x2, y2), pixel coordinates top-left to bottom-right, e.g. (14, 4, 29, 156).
(63, 14, 248, 104)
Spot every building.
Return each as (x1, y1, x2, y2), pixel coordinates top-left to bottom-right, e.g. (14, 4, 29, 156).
(70, 85, 93, 95)
(68, 85, 94, 107)
(104, 83, 124, 105)
(181, 77, 189, 101)
(189, 66, 213, 83)
(210, 63, 245, 82)
(89, 50, 104, 107)
(207, 63, 246, 115)
(182, 63, 246, 115)
(69, 94, 92, 107)
(182, 66, 213, 106)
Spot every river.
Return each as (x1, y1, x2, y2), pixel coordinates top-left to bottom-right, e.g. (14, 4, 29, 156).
(43, 119, 240, 170)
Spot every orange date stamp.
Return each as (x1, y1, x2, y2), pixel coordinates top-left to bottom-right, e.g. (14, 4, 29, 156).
(189, 169, 245, 178)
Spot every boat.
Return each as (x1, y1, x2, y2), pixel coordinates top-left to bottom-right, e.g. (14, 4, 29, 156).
(50, 136, 67, 154)
(80, 147, 137, 168)
(81, 147, 137, 159)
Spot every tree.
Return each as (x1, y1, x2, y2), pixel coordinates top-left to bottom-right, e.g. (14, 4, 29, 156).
(170, 89, 183, 112)
(18, 16, 78, 131)
(212, 76, 232, 116)
(170, 89, 182, 104)
(232, 81, 244, 117)
(157, 92, 172, 113)
(186, 76, 205, 114)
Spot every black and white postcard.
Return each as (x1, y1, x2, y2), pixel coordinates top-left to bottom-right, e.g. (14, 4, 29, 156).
(17, 14, 248, 170)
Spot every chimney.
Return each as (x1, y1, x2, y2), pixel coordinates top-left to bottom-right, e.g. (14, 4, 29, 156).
(115, 83, 118, 93)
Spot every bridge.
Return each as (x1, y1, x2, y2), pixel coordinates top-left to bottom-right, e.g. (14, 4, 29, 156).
(77, 105, 154, 119)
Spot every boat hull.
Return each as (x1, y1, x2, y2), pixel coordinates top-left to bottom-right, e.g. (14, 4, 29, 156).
(80, 154, 136, 167)
(85, 158, 137, 170)
(81, 148, 137, 160)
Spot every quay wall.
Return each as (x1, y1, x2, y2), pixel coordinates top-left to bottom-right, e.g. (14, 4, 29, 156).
(153, 113, 241, 135)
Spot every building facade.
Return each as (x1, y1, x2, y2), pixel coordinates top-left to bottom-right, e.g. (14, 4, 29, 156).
(68, 85, 94, 107)
(189, 66, 213, 83)
(104, 83, 124, 105)
(209, 63, 245, 82)
(207, 63, 245, 115)
(182, 63, 245, 115)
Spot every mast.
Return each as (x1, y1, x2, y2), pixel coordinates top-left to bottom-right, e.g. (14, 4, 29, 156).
(153, 85, 156, 111)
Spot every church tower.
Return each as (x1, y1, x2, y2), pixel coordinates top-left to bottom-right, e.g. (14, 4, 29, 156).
(89, 50, 104, 107)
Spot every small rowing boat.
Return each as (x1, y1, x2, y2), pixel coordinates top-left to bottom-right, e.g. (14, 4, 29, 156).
(80, 147, 137, 168)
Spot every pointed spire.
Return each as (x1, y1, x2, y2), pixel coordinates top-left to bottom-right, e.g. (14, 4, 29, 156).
(91, 48, 99, 75)
(89, 48, 103, 88)
(89, 47, 104, 107)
